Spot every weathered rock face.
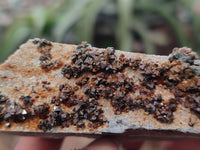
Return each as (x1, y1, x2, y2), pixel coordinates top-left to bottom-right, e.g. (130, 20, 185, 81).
(0, 38, 200, 139)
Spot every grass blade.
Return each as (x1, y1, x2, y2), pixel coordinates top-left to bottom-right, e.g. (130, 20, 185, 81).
(76, 0, 108, 43)
(117, 0, 135, 51)
(0, 22, 31, 62)
(131, 18, 155, 54)
(53, 0, 90, 42)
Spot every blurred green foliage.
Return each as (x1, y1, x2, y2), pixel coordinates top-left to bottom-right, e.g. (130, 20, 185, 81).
(0, 0, 200, 62)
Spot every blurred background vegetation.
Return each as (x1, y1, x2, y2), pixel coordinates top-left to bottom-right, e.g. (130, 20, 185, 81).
(0, 1, 200, 149)
(0, 0, 200, 63)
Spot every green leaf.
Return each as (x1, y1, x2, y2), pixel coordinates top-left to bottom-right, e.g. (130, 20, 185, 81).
(0, 22, 31, 62)
(131, 18, 155, 54)
(117, 0, 135, 51)
(53, 0, 90, 42)
(76, 0, 108, 43)
(31, 6, 48, 36)
(138, 3, 191, 47)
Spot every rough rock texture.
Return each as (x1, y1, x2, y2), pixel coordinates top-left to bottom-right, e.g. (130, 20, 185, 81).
(0, 38, 200, 139)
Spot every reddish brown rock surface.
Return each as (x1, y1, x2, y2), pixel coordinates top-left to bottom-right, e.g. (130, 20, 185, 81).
(0, 38, 200, 139)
